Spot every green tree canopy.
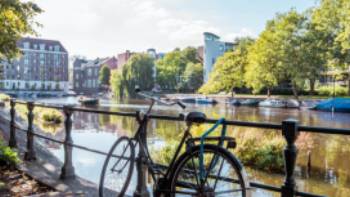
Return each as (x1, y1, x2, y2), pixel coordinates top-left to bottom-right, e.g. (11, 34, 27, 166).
(245, 10, 320, 99)
(156, 47, 201, 91)
(199, 37, 254, 94)
(0, 0, 42, 60)
(110, 54, 154, 99)
(99, 64, 111, 86)
(311, 0, 350, 94)
(178, 62, 203, 92)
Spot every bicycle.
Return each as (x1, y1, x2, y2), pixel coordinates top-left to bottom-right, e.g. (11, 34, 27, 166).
(99, 88, 250, 197)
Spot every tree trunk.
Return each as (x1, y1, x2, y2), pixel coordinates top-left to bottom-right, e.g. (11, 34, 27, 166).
(309, 79, 315, 95)
(291, 82, 300, 102)
(267, 88, 271, 98)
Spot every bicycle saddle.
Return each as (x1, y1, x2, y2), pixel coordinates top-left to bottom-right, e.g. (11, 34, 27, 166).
(185, 111, 207, 123)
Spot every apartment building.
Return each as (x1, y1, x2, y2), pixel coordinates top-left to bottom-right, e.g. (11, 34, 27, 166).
(203, 32, 236, 82)
(73, 58, 102, 95)
(0, 37, 69, 96)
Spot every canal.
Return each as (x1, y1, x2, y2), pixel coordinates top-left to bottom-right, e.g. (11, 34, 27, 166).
(34, 97, 350, 196)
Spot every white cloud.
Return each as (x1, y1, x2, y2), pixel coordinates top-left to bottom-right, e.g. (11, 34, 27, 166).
(223, 28, 255, 41)
(31, 0, 253, 58)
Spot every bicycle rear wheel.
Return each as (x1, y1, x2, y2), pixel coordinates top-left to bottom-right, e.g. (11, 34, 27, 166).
(99, 136, 135, 197)
(169, 144, 249, 197)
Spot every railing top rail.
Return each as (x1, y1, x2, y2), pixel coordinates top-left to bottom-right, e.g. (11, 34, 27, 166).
(11, 99, 350, 135)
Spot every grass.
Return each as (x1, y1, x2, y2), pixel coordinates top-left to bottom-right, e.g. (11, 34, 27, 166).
(0, 138, 20, 166)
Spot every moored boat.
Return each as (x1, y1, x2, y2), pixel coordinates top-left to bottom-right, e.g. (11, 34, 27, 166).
(195, 97, 218, 105)
(285, 99, 300, 108)
(179, 97, 196, 104)
(230, 99, 241, 106)
(79, 97, 99, 106)
(258, 99, 286, 108)
(313, 98, 350, 113)
(240, 99, 260, 107)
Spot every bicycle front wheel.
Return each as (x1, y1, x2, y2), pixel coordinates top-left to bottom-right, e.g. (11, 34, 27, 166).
(99, 136, 135, 197)
(169, 144, 249, 197)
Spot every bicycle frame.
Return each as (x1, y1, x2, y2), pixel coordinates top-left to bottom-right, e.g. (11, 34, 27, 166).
(131, 98, 193, 184)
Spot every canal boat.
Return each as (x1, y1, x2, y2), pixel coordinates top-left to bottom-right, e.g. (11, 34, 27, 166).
(259, 99, 286, 108)
(285, 99, 300, 108)
(240, 99, 260, 107)
(229, 99, 241, 106)
(178, 97, 196, 104)
(79, 97, 99, 106)
(195, 97, 218, 105)
(313, 98, 350, 113)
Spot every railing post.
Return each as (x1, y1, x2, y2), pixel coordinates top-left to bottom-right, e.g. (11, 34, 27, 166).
(60, 106, 75, 180)
(8, 99, 17, 148)
(281, 119, 299, 197)
(134, 112, 150, 197)
(24, 101, 36, 161)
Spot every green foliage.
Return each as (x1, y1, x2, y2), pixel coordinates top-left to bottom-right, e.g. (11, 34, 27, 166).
(0, 93, 10, 102)
(246, 10, 314, 98)
(178, 62, 203, 92)
(0, 0, 42, 60)
(317, 85, 348, 96)
(110, 54, 154, 99)
(200, 37, 254, 94)
(99, 65, 111, 86)
(151, 141, 178, 165)
(0, 140, 20, 166)
(156, 47, 201, 91)
(311, 0, 350, 94)
(234, 137, 285, 173)
(41, 111, 63, 124)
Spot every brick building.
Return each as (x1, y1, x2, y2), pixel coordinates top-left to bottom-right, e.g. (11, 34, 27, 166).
(0, 37, 69, 96)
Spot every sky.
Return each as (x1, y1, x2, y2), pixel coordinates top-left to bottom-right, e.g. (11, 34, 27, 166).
(30, 0, 318, 59)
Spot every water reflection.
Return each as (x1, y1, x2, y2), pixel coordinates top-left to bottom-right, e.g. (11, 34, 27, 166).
(34, 97, 350, 196)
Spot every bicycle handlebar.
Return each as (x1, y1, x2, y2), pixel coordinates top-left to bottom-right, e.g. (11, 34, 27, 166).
(135, 87, 186, 110)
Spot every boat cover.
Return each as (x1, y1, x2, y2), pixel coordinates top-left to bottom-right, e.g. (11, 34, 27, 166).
(314, 98, 350, 113)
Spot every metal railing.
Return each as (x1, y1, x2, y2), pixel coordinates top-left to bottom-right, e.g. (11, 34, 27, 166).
(6, 98, 350, 197)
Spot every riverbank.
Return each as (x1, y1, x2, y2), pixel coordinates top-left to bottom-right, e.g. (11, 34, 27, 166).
(0, 109, 107, 197)
(165, 93, 346, 101)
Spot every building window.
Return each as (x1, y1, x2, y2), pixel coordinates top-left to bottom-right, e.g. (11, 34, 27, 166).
(34, 44, 38, 49)
(219, 45, 224, 52)
(23, 42, 30, 49)
(54, 45, 60, 52)
(40, 44, 45, 51)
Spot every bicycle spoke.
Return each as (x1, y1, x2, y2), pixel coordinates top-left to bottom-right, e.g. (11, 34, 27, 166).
(213, 156, 225, 190)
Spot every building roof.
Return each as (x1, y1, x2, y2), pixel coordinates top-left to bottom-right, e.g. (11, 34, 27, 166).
(17, 37, 68, 53)
(203, 32, 220, 40)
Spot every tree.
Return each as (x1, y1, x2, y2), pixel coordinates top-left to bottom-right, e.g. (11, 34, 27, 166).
(245, 10, 318, 99)
(199, 37, 254, 94)
(178, 62, 203, 92)
(156, 47, 200, 91)
(0, 0, 42, 61)
(99, 65, 111, 86)
(311, 0, 350, 95)
(110, 54, 154, 99)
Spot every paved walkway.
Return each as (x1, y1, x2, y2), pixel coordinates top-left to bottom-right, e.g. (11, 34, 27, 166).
(0, 110, 109, 196)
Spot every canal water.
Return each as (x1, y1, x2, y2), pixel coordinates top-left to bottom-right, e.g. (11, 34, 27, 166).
(35, 97, 350, 196)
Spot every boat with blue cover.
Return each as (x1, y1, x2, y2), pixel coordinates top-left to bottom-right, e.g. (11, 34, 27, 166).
(313, 98, 350, 113)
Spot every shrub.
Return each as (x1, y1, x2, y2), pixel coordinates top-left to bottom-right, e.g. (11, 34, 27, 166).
(41, 111, 63, 124)
(0, 140, 20, 166)
(234, 137, 285, 173)
(0, 93, 10, 102)
(317, 85, 348, 96)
